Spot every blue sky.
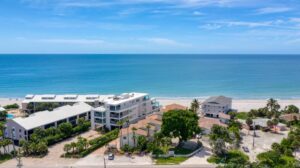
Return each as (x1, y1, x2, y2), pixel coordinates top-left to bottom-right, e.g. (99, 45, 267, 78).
(1, 0, 300, 54)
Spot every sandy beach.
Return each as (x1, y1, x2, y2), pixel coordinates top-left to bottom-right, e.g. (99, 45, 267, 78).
(1, 97, 300, 112)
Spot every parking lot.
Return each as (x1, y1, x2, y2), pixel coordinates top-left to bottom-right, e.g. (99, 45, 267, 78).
(240, 129, 288, 161)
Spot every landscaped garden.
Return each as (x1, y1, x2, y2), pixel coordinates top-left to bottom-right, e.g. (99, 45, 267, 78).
(62, 128, 119, 158)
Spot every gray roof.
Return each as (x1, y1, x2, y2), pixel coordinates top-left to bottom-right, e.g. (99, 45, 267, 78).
(11, 102, 92, 130)
(203, 96, 232, 105)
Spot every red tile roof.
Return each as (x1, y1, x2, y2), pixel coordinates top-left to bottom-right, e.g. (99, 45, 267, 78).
(199, 117, 227, 130)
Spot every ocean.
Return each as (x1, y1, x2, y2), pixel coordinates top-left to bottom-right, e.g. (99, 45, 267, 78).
(0, 54, 300, 99)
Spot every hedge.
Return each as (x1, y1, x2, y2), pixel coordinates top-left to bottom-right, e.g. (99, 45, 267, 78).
(79, 129, 119, 157)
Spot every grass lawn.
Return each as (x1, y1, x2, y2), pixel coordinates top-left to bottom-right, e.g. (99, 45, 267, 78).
(155, 157, 188, 165)
(171, 146, 194, 155)
(0, 154, 13, 164)
(236, 112, 249, 120)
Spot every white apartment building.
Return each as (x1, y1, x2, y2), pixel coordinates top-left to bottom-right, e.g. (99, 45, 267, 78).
(5, 102, 92, 143)
(92, 93, 160, 130)
(201, 96, 232, 118)
(20, 92, 160, 131)
(21, 94, 112, 112)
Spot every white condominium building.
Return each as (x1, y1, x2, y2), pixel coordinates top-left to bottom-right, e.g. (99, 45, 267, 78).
(5, 102, 92, 143)
(201, 96, 232, 118)
(20, 92, 160, 131)
(92, 92, 159, 130)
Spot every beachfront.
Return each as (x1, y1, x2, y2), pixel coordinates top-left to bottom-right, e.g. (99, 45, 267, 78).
(2, 97, 300, 113)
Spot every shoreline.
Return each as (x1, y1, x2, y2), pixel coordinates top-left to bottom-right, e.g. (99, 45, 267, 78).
(1, 97, 300, 112)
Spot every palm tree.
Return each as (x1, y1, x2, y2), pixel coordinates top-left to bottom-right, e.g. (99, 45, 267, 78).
(132, 127, 137, 147)
(146, 124, 151, 138)
(267, 98, 280, 117)
(64, 144, 71, 154)
(70, 142, 77, 154)
(125, 119, 130, 145)
(246, 118, 253, 135)
(190, 99, 200, 113)
(117, 120, 124, 146)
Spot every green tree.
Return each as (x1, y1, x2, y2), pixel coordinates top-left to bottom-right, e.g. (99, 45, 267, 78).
(20, 140, 30, 156)
(58, 122, 73, 137)
(137, 136, 147, 152)
(212, 138, 227, 156)
(266, 98, 281, 118)
(0, 110, 7, 121)
(284, 105, 299, 114)
(161, 109, 200, 144)
(63, 144, 71, 154)
(190, 99, 200, 113)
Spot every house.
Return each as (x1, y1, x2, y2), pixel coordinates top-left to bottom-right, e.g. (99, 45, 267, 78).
(201, 96, 232, 118)
(279, 113, 300, 123)
(5, 102, 92, 143)
(162, 103, 187, 112)
(219, 113, 231, 124)
(199, 117, 227, 134)
(238, 118, 287, 131)
(120, 114, 162, 147)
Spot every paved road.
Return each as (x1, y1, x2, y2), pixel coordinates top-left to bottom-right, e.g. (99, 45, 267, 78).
(1, 164, 216, 168)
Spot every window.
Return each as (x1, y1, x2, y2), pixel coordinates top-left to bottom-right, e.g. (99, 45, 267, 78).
(110, 106, 116, 111)
(123, 136, 127, 140)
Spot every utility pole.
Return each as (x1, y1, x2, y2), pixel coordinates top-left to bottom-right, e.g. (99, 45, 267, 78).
(252, 122, 255, 149)
(103, 156, 106, 168)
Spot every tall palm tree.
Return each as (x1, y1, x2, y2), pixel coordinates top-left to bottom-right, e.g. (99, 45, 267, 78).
(267, 98, 280, 116)
(116, 120, 124, 146)
(190, 99, 200, 113)
(132, 127, 137, 147)
(146, 124, 151, 138)
(125, 119, 130, 145)
(70, 142, 77, 154)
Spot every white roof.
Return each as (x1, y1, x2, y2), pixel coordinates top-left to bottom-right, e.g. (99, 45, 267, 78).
(0, 107, 5, 111)
(12, 102, 92, 130)
(22, 94, 113, 103)
(104, 92, 148, 105)
(94, 106, 106, 112)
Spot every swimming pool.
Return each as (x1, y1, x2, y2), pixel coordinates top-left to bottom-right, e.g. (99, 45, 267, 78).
(6, 114, 14, 119)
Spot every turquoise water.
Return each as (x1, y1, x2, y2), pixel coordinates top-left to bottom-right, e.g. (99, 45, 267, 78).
(6, 114, 14, 119)
(0, 54, 300, 99)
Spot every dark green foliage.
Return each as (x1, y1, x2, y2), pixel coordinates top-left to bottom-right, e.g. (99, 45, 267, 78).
(20, 119, 91, 156)
(283, 105, 299, 114)
(3, 103, 19, 109)
(161, 109, 200, 143)
(0, 110, 7, 121)
(26, 102, 61, 112)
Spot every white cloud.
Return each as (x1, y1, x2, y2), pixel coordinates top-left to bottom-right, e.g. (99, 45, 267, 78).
(193, 11, 204, 16)
(142, 37, 186, 46)
(199, 24, 221, 30)
(256, 7, 292, 14)
(39, 38, 105, 45)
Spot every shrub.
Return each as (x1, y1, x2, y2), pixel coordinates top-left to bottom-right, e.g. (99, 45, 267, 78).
(4, 103, 19, 109)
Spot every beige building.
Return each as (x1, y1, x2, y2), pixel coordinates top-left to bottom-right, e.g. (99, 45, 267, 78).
(201, 96, 232, 118)
(119, 114, 162, 147)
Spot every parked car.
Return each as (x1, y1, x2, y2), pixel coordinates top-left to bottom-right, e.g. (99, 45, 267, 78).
(108, 153, 114, 160)
(242, 146, 249, 152)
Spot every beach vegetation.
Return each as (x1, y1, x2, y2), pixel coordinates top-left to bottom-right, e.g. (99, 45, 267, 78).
(26, 102, 61, 113)
(161, 109, 200, 144)
(3, 103, 19, 110)
(283, 105, 299, 114)
(235, 112, 248, 120)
